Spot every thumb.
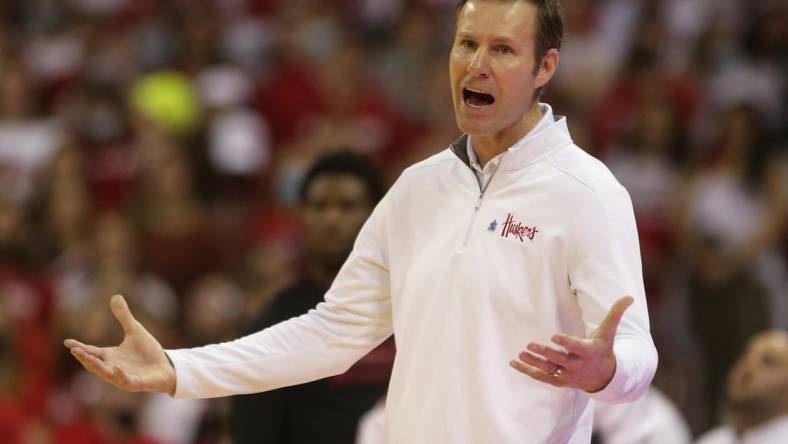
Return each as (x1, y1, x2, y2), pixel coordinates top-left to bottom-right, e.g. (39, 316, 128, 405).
(596, 296, 634, 343)
(110, 294, 139, 336)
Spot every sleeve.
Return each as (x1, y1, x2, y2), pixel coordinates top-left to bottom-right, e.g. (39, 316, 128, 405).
(567, 183, 658, 404)
(165, 189, 395, 399)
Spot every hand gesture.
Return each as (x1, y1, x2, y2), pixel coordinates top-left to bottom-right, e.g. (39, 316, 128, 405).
(509, 296, 633, 393)
(63, 295, 176, 394)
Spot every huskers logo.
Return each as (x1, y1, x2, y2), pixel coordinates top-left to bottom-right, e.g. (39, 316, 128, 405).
(500, 213, 539, 242)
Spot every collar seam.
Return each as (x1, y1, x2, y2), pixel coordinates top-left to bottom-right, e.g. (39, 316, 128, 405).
(501, 142, 574, 171)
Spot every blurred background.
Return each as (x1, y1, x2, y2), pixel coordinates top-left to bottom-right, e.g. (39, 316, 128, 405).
(0, 0, 786, 443)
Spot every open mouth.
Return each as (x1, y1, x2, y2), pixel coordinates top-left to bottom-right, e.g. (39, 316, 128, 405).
(463, 88, 495, 107)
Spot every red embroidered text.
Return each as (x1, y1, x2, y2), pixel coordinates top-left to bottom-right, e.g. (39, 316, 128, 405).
(500, 213, 539, 242)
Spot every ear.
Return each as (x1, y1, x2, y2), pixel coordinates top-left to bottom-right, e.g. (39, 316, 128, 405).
(534, 48, 559, 89)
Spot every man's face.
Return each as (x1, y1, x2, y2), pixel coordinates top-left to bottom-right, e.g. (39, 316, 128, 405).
(727, 331, 788, 412)
(302, 174, 374, 269)
(449, 0, 550, 141)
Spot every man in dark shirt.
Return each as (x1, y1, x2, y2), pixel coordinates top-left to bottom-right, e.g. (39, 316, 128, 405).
(229, 151, 395, 444)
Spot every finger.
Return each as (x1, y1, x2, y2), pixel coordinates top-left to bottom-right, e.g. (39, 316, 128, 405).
(596, 296, 634, 342)
(551, 334, 591, 357)
(71, 347, 114, 380)
(509, 360, 565, 387)
(527, 343, 573, 367)
(110, 294, 139, 336)
(518, 351, 559, 375)
(63, 339, 106, 359)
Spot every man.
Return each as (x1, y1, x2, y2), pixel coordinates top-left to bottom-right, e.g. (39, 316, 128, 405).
(65, 1, 658, 442)
(230, 151, 394, 443)
(696, 330, 788, 444)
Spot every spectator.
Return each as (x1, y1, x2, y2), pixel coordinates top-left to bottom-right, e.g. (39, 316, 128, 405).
(695, 330, 788, 444)
(230, 151, 394, 444)
(0, 60, 64, 206)
(676, 104, 787, 427)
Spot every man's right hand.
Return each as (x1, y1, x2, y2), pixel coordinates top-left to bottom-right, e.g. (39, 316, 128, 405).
(64, 294, 176, 395)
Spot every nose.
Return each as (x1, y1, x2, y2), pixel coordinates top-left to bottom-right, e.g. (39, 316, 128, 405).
(468, 48, 491, 78)
(321, 205, 344, 227)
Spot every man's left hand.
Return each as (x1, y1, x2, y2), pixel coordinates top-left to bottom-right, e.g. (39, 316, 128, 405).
(509, 296, 633, 393)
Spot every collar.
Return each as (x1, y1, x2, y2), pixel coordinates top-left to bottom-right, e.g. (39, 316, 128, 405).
(450, 103, 573, 172)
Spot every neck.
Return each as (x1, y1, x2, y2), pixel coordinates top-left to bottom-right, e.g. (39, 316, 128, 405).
(735, 408, 788, 435)
(473, 102, 543, 168)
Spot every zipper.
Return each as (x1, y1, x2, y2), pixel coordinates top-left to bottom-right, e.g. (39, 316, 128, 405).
(460, 155, 504, 248)
(461, 193, 484, 247)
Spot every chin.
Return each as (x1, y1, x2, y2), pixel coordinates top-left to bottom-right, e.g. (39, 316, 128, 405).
(727, 396, 771, 415)
(456, 118, 491, 137)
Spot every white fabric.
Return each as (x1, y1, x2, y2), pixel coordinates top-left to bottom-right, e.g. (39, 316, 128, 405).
(167, 105, 657, 443)
(197, 66, 253, 109)
(0, 119, 63, 204)
(208, 108, 271, 175)
(688, 172, 766, 253)
(24, 33, 84, 80)
(708, 60, 786, 131)
(138, 394, 208, 444)
(355, 399, 386, 444)
(695, 415, 788, 444)
(357, 388, 691, 444)
(594, 387, 692, 444)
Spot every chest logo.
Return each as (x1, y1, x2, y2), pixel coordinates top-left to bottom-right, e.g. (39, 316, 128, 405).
(500, 213, 539, 242)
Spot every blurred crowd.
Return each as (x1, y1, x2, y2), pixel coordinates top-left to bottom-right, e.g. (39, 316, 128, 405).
(0, 0, 786, 443)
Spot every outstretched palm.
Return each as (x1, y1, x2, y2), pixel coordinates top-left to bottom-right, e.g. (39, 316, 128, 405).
(510, 296, 634, 392)
(64, 295, 176, 394)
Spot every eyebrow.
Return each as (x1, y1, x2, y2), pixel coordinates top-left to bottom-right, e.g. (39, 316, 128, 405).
(456, 32, 517, 45)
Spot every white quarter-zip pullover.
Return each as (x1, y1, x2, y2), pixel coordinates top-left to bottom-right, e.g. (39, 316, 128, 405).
(167, 105, 658, 443)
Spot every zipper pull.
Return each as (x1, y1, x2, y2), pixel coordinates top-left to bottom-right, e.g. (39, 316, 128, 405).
(474, 193, 483, 211)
